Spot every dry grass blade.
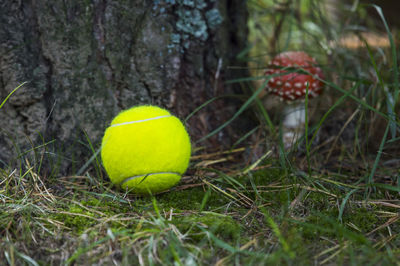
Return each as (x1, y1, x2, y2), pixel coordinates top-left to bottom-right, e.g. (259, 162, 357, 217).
(367, 215, 400, 235)
(320, 243, 348, 265)
(325, 109, 360, 163)
(201, 178, 250, 207)
(215, 238, 258, 266)
(191, 147, 246, 160)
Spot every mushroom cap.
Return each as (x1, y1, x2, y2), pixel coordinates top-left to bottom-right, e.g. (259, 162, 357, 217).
(265, 51, 324, 101)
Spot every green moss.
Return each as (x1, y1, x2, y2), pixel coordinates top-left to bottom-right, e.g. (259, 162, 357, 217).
(342, 206, 379, 233)
(172, 213, 240, 242)
(239, 166, 287, 185)
(156, 186, 229, 211)
(284, 227, 313, 259)
(303, 191, 335, 210)
(48, 196, 139, 234)
(294, 211, 368, 245)
(81, 197, 101, 207)
(236, 167, 299, 209)
(51, 205, 96, 234)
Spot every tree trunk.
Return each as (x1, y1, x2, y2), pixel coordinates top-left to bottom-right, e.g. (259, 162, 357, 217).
(0, 0, 248, 173)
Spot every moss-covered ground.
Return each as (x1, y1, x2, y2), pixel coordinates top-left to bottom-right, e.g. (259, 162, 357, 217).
(1, 152, 399, 265)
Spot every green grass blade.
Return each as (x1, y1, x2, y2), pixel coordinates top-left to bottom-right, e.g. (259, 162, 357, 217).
(184, 96, 223, 124)
(371, 4, 399, 138)
(196, 77, 270, 143)
(0, 81, 28, 109)
(198, 226, 238, 253)
(338, 188, 359, 223)
(313, 71, 395, 126)
(371, 5, 398, 96)
(66, 235, 112, 265)
(305, 82, 311, 175)
(15, 251, 39, 266)
(308, 81, 360, 146)
(262, 208, 294, 258)
(369, 183, 400, 193)
(366, 122, 390, 196)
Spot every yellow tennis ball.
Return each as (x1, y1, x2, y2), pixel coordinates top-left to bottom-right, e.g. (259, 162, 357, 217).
(101, 105, 191, 195)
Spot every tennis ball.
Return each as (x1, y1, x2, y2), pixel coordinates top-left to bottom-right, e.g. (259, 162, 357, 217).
(101, 105, 191, 195)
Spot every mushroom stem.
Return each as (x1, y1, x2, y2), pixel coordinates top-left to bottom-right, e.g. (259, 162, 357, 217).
(282, 103, 306, 149)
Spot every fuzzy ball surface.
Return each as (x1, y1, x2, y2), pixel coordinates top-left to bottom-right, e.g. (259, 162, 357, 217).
(101, 105, 191, 195)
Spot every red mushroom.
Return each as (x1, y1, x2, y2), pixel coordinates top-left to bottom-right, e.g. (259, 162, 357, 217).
(265, 51, 324, 101)
(265, 51, 324, 148)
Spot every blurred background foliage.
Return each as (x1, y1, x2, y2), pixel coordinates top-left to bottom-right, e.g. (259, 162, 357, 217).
(245, 0, 399, 161)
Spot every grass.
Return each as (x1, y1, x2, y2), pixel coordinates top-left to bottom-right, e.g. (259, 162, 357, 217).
(1, 156, 399, 265)
(1, 0, 400, 265)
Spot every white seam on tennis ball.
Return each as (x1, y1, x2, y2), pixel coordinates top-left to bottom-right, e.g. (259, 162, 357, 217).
(110, 115, 172, 128)
(121, 172, 181, 185)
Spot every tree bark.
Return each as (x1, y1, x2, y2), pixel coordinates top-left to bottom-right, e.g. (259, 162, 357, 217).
(0, 0, 248, 172)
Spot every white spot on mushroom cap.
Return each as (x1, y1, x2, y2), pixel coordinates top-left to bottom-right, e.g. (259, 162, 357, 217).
(294, 82, 302, 88)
